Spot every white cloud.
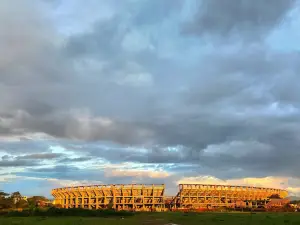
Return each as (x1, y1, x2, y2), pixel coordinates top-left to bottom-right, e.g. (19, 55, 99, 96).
(0, 174, 19, 183)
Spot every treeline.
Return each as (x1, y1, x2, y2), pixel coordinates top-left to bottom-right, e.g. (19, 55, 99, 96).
(1, 207, 134, 217)
(0, 190, 134, 218)
(0, 190, 49, 210)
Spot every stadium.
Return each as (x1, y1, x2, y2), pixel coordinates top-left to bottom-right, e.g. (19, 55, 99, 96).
(51, 183, 289, 211)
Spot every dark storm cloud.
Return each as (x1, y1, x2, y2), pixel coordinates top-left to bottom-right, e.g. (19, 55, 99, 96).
(58, 157, 92, 163)
(30, 165, 78, 173)
(147, 113, 300, 178)
(0, 0, 173, 144)
(0, 159, 39, 167)
(183, 0, 296, 42)
(0, 140, 52, 154)
(0, 152, 60, 168)
(62, 141, 191, 164)
(20, 100, 55, 117)
(0, 0, 74, 128)
(17, 153, 62, 160)
(20, 165, 103, 181)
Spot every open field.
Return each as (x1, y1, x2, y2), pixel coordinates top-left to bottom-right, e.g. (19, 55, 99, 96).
(1, 213, 300, 225)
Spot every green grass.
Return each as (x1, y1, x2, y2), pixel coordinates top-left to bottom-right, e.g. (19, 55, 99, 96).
(0, 212, 300, 225)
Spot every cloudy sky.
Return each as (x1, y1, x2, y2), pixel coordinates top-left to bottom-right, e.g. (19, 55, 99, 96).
(1, 0, 300, 198)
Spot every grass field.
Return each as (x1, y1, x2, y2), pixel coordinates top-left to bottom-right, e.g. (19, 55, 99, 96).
(0, 212, 300, 225)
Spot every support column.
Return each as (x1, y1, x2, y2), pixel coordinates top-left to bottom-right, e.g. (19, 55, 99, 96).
(142, 185, 145, 211)
(88, 193, 92, 210)
(63, 193, 68, 209)
(112, 185, 116, 210)
(122, 186, 125, 211)
(152, 184, 154, 210)
(96, 195, 99, 209)
(132, 185, 135, 211)
(75, 196, 78, 208)
(80, 191, 84, 209)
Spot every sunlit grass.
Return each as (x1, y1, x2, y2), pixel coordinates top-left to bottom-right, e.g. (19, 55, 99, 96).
(0, 212, 300, 225)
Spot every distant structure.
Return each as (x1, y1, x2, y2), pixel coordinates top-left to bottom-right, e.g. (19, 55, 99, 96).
(51, 184, 165, 211)
(171, 184, 289, 210)
(51, 183, 289, 211)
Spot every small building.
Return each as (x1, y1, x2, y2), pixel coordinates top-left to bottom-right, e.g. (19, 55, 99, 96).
(13, 195, 27, 204)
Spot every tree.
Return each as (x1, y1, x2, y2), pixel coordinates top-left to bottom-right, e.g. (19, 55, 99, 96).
(0, 190, 9, 198)
(0, 197, 14, 209)
(11, 191, 23, 204)
(16, 199, 29, 209)
(269, 194, 281, 199)
(11, 191, 22, 198)
(0, 190, 14, 209)
(27, 196, 48, 207)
